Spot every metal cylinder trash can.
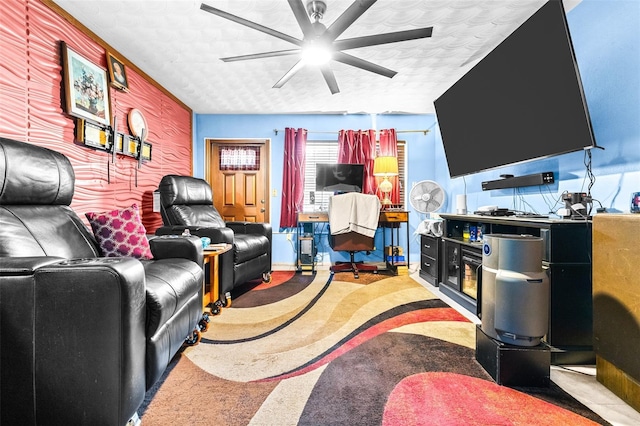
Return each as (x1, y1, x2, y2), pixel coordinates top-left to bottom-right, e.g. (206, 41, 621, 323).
(481, 234, 549, 347)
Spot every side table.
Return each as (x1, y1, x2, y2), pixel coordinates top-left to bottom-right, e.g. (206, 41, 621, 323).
(202, 243, 232, 315)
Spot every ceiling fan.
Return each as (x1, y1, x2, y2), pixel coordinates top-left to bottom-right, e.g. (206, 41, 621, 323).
(200, 0, 433, 94)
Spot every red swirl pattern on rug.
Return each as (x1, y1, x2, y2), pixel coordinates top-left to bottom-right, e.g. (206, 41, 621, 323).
(259, 307, 468, 382)
(383, 373, 601, 426)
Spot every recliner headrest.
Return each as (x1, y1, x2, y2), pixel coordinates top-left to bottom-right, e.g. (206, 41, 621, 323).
(0, 137, 74, 206)
(159, 175, 213, 206)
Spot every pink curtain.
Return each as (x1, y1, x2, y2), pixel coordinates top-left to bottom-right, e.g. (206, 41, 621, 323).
(280, 128, 307, 230)
(378, 128, 400, 204)
(337, 129, 376, 195)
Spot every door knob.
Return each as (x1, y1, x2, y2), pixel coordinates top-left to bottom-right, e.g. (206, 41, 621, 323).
(260, 208, 265, 213)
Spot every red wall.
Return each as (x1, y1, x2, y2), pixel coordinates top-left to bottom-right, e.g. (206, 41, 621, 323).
(0, 0, 192, 233)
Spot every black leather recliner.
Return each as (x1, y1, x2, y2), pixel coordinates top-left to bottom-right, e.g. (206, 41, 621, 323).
(156, 175, 272, 305)
(0, 138, 204, 425)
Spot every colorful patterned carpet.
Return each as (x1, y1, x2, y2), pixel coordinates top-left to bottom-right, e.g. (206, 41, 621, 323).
(140, 270, 608, 425)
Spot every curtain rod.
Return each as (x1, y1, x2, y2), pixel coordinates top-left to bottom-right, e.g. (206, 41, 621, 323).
(272, 129, 430, 136)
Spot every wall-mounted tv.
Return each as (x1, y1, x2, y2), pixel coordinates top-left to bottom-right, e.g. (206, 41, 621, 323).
(434, 0, 597, 178)
(315, 163, 364, 193)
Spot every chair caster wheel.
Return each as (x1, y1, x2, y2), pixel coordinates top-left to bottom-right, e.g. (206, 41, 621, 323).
(184, 329, 201, 346)
(198, 314, 210, 332)
(210, 303, 221, 315)
(262, 272, 272, 283)
(221, 292, 232, 308)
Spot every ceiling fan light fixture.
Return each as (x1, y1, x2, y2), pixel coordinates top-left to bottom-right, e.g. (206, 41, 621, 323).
(200, 0, 434, 93)
(306, 0, 327, 22)
(301, 40, 333, 65)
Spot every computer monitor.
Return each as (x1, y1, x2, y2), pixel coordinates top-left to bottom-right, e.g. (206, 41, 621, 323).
(315, 163, 364, 194)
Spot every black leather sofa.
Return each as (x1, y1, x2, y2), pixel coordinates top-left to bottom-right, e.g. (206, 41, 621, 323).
(156, 175, 272, 305)
(0, 138, 204, 425)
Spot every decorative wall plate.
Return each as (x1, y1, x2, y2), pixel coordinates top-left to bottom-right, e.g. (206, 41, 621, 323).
(128, 108, 148, 139)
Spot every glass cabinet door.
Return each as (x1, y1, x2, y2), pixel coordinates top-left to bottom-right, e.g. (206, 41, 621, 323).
(443, 240, 460, 291)
(461, 250, 482, 300)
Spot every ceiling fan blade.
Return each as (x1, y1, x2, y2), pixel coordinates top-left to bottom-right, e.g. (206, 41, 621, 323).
(319, 65, 340, 94)
(221, 49, 300, 62)
(287, 0, 314, 37)
(334, 27, 433, 51)
(201, 3, 302, 46)
(332, 52, 397, 78)
(273, 60, 306, 88)
(324, 0, 377, 41)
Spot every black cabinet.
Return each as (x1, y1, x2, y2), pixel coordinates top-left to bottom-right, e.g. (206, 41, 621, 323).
(419, 234, 441, 285)
(439, 214, 593, 365)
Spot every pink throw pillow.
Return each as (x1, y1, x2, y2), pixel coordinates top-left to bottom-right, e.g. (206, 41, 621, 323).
(86, 203, 153, 259)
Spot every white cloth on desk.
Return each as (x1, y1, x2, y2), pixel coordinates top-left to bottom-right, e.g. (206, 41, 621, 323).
(328, 192, 381, 238)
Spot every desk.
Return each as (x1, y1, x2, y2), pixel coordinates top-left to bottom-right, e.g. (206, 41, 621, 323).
(202, 243, 232, 313)
(296, 211, 410, 274)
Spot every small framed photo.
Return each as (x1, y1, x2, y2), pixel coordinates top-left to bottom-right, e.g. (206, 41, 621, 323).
(75, 119, 110, 151)
(61, 41, 110, 127)
(107, 52, 129, 91)
(141, 141, 153, 162)
(113, 132, 124, 153)
(125, 135, 139, 157)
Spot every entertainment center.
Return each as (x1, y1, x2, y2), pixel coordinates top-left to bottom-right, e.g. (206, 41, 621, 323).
(423, 213, 593, 365)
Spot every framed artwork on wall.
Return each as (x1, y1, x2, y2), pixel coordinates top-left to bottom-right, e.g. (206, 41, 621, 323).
(141, 141, 153, 162)
(61, 41, 111, 127)
(125, 135, 139, 157)
(75, 119, 111, 151)
(114, 132, 124, 153)
(107, 52, 129, 91)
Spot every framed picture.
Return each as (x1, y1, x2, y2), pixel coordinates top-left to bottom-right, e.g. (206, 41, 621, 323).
(61, 41, 111, 127)
(125, 135, 139, 157)
(113, 132, 124, 153)
(75, 119, 110, 151)
(107, 52, 129, 91)
(141, 141, 153, 162)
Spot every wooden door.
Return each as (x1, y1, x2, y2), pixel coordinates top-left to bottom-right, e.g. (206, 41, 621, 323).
(205, 139, 270, 223)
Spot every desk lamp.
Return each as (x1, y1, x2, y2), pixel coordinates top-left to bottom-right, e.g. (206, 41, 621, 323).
(373, 156, 399, 208)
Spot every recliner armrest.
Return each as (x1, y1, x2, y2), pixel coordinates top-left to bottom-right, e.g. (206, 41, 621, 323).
(0, 256, 64, 275)
(156, 225, 234, 244)
(226, 221, 272, 240)
(0, 257, 147, 425)
(149, 234, 203, 265)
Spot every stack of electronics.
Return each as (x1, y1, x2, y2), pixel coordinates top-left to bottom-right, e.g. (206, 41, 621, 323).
(513, 212, 549, 219)
(474, 206, 515, 217)
(559, 192, 591, 219)
(473, 206, 549, 219)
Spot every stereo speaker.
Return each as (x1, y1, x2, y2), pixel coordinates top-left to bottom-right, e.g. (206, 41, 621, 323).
(482, 172, 554, 191)
(456, 194, 467, 214)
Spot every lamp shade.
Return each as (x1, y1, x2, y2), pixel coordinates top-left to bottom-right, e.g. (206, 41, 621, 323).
(373, 156, 399, 176)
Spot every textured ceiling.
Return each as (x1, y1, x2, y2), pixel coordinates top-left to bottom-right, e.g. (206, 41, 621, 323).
(51, 0, 581, 114)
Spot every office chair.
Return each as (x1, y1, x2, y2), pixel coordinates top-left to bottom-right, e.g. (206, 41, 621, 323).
(328, 192, 381, 279)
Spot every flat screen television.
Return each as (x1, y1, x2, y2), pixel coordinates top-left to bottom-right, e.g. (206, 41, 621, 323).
(315, 163, 364, 193)
(434, 0, 597, 178)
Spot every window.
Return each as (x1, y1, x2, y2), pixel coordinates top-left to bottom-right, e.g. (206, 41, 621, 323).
(302, 140, 406, 211)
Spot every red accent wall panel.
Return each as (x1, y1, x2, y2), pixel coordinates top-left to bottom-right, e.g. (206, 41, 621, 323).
(0, 0, 192, 233)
